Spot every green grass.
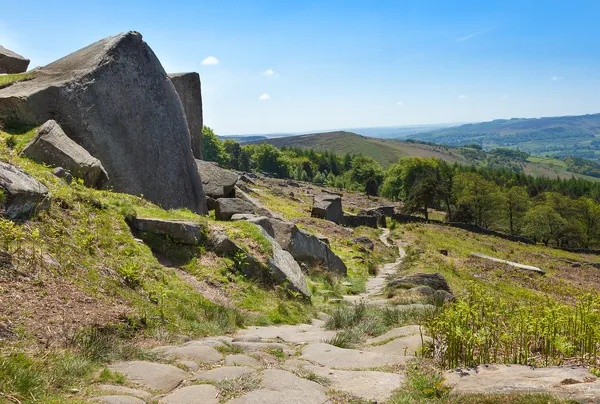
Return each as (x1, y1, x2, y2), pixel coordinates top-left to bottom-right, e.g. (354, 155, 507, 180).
(0, 71, 36, 89)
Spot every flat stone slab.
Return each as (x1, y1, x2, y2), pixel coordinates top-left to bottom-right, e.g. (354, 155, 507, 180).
(261, 369, 326, 393)
(158, 384, 219, 404)
(366, 333, 431, 356)
(196, 366, 255, 381)
(471, 253, 545, 274)
(225, 354, 261, 367)
(95, 385, 152, 399)
(366, 325, 421, 345)
(235, 323, 335, 344)
(109, 361, 189, 392)
(231, 341, 288, 353)
(446, 364, 600, 401)
(163, 345, 223, 363)
(301, 343, 406, 370)
(88, 396, 145, 404)
(300, 363, 404, 402)
(226, 389, 329, 404)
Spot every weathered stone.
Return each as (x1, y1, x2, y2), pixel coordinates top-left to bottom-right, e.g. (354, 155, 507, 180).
(176, 360, 199, 372)
(168, 73, 203, 159)
(162, 345, 222, 363)
(206, 196, 216, 211)
(231, 213, 258, 221)
(95, 385, 151, 400)
(353, 236, 374, 251)
(0, 161, 49, 220)
(23, 120, 108, 188)
(342, 214, 378, 228)
(129, 217, 205, 245)
(235, 188, 277, 218)
(231, 341, 289, 353)
(207, 231, 263, 277)
(109, 361, 189, 393)
(311, 194, 343, 224)
(366, 325, 422, 345)
(226, 389, 328, 404)
(366, 333, 431, 356)
(0, 32, 206, 213)
(301, 343, 407, 369)
(196, 159, 238, 199)
(196, 366, 255, 381)
(158, 384, 219, 404)
(261, 369, 325, 394)
(0, 45, 29, 74)
(215, 198, 254, 221)
(235, 323, 335, 344)
(224, 354, 260, 367)
(256, 226, 310, 298)
(445, 364, 600, 401)
(89, 396, 145, 404)
(52, 167, 73, 184)
(389, 272, 451, 292)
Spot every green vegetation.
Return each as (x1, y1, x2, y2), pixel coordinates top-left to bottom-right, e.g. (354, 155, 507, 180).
(0, 71, 36, 89)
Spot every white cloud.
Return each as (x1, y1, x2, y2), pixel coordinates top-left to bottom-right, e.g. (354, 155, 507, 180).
(551, 76, 563, 81)
(396, 101, 404, 106)
(201, 56, 219, 65)
(259, 93, 271, 101)
(456, 29, 489, 42)
(262, 68, 275, 76)
(458, 94, 466, 99)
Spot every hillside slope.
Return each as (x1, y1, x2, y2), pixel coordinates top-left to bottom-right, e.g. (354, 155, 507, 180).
(409, 113, 600, 161)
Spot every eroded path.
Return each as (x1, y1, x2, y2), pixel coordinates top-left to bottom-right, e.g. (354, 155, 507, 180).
(89, 228, 417, 403)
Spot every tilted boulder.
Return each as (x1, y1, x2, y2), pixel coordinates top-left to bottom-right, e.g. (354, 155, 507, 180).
(208, 231, 262, 277)
(235, 187, 278, 218)
(311, 194, 343, 224)
(196, 160, 238, 199)
(0, 161, 49, 220)
(0, 32, 206, 213)
(214, 198, 254, 221)
(389, 272, 451, 293)
(255, 226, 310, 298)
(23, 120, 108, 188)
(0, 45, 30, 74)
(169, 73, 203, 159)
(129, 217, 206, 245)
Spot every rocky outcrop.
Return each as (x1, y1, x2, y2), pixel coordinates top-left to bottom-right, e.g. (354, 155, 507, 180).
(0, 32, 206, 213)
(215, 198, 254, 221)
(342, 214, 378, 228)
(196, 160, 238, 199)
(168, 73, 203, 159)
(235, 187, 278, 218)
(389, 272, 451, 293)
(23, 120, 108, 188)
(311, 194, 343, 224)
(255, 226, 310, 298)
(0, 161, 49, 220)
(208, 231, 262, 277)
(129, 217, 206, 245)
(0, 45, 30, 74)
(354, 236, 374, 251)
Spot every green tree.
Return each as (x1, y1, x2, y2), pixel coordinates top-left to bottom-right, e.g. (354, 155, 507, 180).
(397, 158, 442, 220)
(251, 143, 289, 177)
(453, 172, 500, 228)
(576, 197, 600, 247)
(202, 126, 229, 166)
(503, 186, 529, 234)
(523, 204, 567, 246)
(348, 155, 383, 195)
(380, 164, 403, 200)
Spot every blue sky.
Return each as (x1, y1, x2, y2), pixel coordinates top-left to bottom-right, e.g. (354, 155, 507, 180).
(2, 0, 600, 135)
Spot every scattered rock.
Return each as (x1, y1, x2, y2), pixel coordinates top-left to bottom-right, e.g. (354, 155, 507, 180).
(162, 345, 223, 363)
(236, 188, 278, 218)
(439, 249, 449, 256)
(109, 361, 189, 393)
(433, 289, 455, 304)
(301, 343, 406, 369)
(261, 368, 325, 393)
(411, 285, 436, 296)
(311, 194, 343, 224)
(168, 73, 203, 159)
(0, 161, 50, 220)
(224, 354, 260, 367)
(207, 231, 262, 277)
(129, 217, 205, 245)
(196, 366, 255, 381)
(231, 213, 258, 221)
(23, 120, 108, 188)
(389, 272, 451, 293)
(235, 323, 335, 344)
(353, 236, 374, 251)
(239, 174, 257, 185)
(52, 167, 73, 184)
(215, 198, 254, 221)
(176, 360, 199, 372)
(95, 385, 152, 400)
(196, 159, 238, 199)
(0, 32, 206, 213)
(226, 389, 328, 404)
(231, 341, 289, 353)
(158, 384, 219, 404)
(366, 325, 422, 345)
(89, 396, 145, 404)
(470, 252, 546, 275)
(0, 45, 29, 74)
(342, 214, 378, 228)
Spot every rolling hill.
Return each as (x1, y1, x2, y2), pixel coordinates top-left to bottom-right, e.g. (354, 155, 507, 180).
(248, 130, 600, 182)
(409, 113, 600, 161)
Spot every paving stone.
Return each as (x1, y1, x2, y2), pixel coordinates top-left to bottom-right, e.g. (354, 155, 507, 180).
(109, 361, 189, 392)
(366, 333, 431, 356)
(231, 341, 289, 353)
(250, 352, 279, 365)
(158, 384, 219, 404)
(261, 369, 326, 393)
(366, 325, 421, 345)
(95, 385, 151, 400)
(164, 345, 223, 363)
(177, 360, 200, 372)
(88, 396, 145, 404)
(196, 366, 255, 381)
(226, 389, 329, 404)
(235, 323, 335, 344)
(225, 354, 261, 367)
(301, 343, 407, 370)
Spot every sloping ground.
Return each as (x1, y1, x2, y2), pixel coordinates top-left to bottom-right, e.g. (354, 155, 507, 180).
(248, 131, 467, 167)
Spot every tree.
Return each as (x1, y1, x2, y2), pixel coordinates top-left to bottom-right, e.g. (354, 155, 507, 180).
(453, 172, 500, 228)
(251, 143, 289, 177)
(380, 164, 403, 200)
(396, 158, 442, 220)
(576, 197, 600, 247)
(503, 186, 529, 234)
(348, 155, 383, 195)
(202, 126, 229, 166)
(223, 140, 242, 170)
(523, 204, 567, 246)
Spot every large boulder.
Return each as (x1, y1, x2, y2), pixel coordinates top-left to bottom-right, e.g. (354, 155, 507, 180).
(215, 198, 254, 220)
(236, 187, 278, 218)
(311, 194, 343, 224)
(168, 73, 203, 159)
(23, 120, 108, 188)
(196, 160, 238, 199)
(0, 32, 206, 214)
(0, 45, 30, 74)
(129, 217, 206, 245)
(255, 226, 310, 298)
(0, 161, 49, 220)
(389, 272, 451, 293)
(342, 214, 378, 228)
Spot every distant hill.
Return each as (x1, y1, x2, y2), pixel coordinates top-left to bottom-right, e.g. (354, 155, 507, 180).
(218, 135, 267, 143)
(347, 123, 462, 139)
(409, 113, 600, 162)
(248, 130, 600, 182)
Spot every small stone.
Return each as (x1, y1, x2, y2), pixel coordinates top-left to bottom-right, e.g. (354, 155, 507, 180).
(109, 361, 189, 392)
